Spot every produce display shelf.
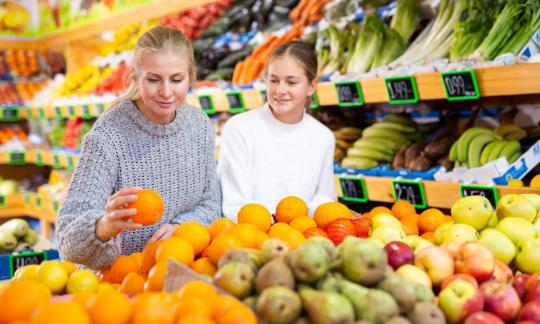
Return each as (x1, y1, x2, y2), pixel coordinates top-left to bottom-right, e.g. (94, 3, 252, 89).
(334, 175, 540, 210)
(0, 103, 106, 121)
(0, 149, 79, 169)
(0, 0, 217, 49)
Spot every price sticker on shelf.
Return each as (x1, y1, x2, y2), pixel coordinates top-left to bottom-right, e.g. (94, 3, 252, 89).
(1, 107, 19, 121)
(392, 179, 426, 209)
(54, 106, 64, 120)
(385, 76, 418, 104)
(460, 184, 498, 208)
(67, 155, 75, 170)
(53, 200, 60, 212)
(52, 153, 62, 169)
(10, 251, 47, 277)
(23, 192, 31, 207)
(35, 196, 42, 208)
(309, 92, 320, 109)
(335, 81, 363, 107)
(82, 104, 92, 119)
(96, 103, 105, 115)
(441, 70, 480, 101)
(226, 91, 246, 113)
(339, 176, 368, 203)
(0, 195, 5, 208)
(9, 151, 25, 165)
(38, 107, 46, 119)
(67, 105, 77, 118)
(35, 150, 44, 166)
(198, 95, 216, 115)
(260, 89, 267, 103)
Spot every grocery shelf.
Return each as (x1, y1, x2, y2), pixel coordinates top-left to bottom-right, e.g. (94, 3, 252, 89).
(0, 0, 217, 49)
(334, 175, 540, 210)
(0, 149, 79, 169)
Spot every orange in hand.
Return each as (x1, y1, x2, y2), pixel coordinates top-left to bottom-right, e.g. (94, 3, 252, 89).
(127, 189, 164, 226)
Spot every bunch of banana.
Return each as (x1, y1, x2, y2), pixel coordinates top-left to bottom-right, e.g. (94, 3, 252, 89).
(449, 126, 522, 169)
(334, 127, 363, 162)
(494, 124, 528, 141)
(341, 114, 417, 169)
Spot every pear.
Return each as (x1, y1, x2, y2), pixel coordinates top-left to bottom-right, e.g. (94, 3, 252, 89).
(386, 316, 412, 324)
(14, 242, 31, 253)
(336, 278, 370, 317)
(0, 230, 17, 252)
(332, 236, 363, 271)
(260, 238, 289, 264)
(407, 302, 445, 324)
(293, 317, 310, 324)
(288, 243, 330, 283)
(377, 270, 415, 314)
(22, 229, 39, 246)
(255, 258, 295, 293)
(342, 239, 387, 286)
(411, 283, 435, 303)
(357, 289, 399, 323)
(316, 273, 341, 293)
(213, 262, 255, 298)
(0, 218, 29, 238)
(218, 248, 260, 270)
(299, 286, 355, 324)
(305, 236, 336, 259)
(256, 286, 302, 324)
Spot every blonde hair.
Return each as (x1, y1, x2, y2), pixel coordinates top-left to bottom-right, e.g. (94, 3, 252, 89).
(110, 26, 196, 108)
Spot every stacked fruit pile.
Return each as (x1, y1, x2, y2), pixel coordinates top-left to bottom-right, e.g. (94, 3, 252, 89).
(0, 127, 27, 145)
(0, 83, 20, 104)
(0, 219, 39, 254)
(94, 63, 129, 96)
(15, 80, 48, 102)
(4, 49, 40, 77)
(55, 66, 111, 97)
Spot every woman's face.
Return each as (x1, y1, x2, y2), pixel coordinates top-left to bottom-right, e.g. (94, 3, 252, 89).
(136, 50, 190, 124)
(266, 56, 316, 124)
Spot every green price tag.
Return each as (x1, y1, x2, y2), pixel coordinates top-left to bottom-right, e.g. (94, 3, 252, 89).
(392, 179, 426, 209)
(8, 151, 26, 165)
(82, 104, 92, 119)
(23, 193, 31, 207)
(67, 154, 75, 170)
(385, 76, 419, 104)
(441, 69, 480, 101)
(335, 81, 364, 107)
(53, 153, 61, 169)
(67, 105, 76, 118)
(10, 251, 47, 278)
(1, 106, 20, 121)
(54, 106, 64, 120)
(260, 89, 267, 103)
(0, 195, 5, 208)
(460, 184, 498, 208)
(35, 150, 44, 166)
(38, 107, 46, 119)
(53, 200, 60, 212)
(35, 196, 42, 208)
(198, 95, 216, 115)
(96, 103, 105, 115)
(339, 176, 368, 203)
(309, 92, 320, 109)
(225, 91, 246, 114)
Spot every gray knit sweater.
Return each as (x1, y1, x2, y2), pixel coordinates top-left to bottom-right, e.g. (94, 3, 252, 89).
(56, 100, 221, 270)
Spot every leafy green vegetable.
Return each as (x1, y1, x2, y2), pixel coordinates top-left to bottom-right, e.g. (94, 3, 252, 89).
(345, 14, 385, 73)
(390, 0, 421, 42)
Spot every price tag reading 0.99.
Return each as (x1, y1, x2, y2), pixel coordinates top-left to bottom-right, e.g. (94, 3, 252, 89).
(335, 81, 363, 107)
(385, 76, 418, 104)
(442, 70, 480, 101)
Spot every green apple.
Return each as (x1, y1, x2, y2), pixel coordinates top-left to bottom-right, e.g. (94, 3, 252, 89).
(495, 217, 536, 246)
(438, 279, 484, 324)
(405, 235, 433, 253)
(521, 193, 540, 211)
(372, 213, 402, 230)
(515, 238, 540, 274)
(442, 224, 479, 243)
(487, 211, 498, 228)
(534, 219, 540, 235)
(364, 237, 384, 248)
(370, 226, 406, 245)
(451, 196, 493, 230)
(396, 264, 432, 288)
(434, 221, 454, 245)
(496, 194, 536, 223)
(478, 229, 517, 265)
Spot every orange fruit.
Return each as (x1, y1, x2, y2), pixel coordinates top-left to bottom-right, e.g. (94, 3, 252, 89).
(190, 257, 217, 276)
(289, 216, 317, 234)
(178, 280, 218, 300)
(127, 189, 164, 226)
(208, 218, 235, 239)
(60, 261, 77, 275)
(237, 203, 272, 232)
(145, 261, 167, 292)
(173, 221, 211, 256)
(370, 206, 393, 217)
(72, 291, 94, 308)
(131, 293, 177, 324)
(275, 196, 308, 223)
(110, 255, 141, 284)
(401, 219, 419, 236)
(313, 202, 351, 228)
(421, 231, 435, 243)
(118, 272, 145, 295)
(155, 237, 194, 265)
(177, 315, 215, 324)
(176, 297, 213, 319)
(268, 223, 292, 238)
(391, 200, 416, 220)
(228, 224, 260, 249)
(303, 227, 328, 238)
(275, 229, 305, 249)
(255, 231, 270, 249)
(0, 280, 50, 322)
(418, 208, 446, 233)
(206, 234, 243, 265)
(141, 240, 163, 274)
(213, 296, 257, 324)
(30, 301, 91, 324)
(97, 269, 111, 282)
(87, 290, 132, 324)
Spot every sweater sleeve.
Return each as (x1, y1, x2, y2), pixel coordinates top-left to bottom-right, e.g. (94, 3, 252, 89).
(171, 118, 222, 226)
(308, 133, 337, 215)
(56, 132, 121, 270)
(217, 119, 251, 221)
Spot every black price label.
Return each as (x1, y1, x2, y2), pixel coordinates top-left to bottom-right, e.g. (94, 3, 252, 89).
(339, 176, 368, 203)
(309, 92, 320, 109)
(82, 104, 92, 119)
(9, 151, 25, 165)
(198, 95, 216, 114)
(260, 89, 267, 103)
(35, 150, 43, 166)
(23, 193, 31, 207)
(53, 153, 61, 169)
(442, 70, 480, 101)
(460, 184, 498, 208)
(35, 196, 42, 207)
(10, 251, 46, 277)
(385, 76, 418, 104)
(392, 179, 426, 209)
(1, 107, 19, 121)
(67, 155, 75, 169)
(54, 106, 64, 120)
(38, 107, 46, 119)
(226, 91, 246, 113)
(67, 105, 76, 118)
(335, 81, 363, 107)
(96, 103, 105, 115)
(0, 195, 5, 208)
(53, 200, 60, 212)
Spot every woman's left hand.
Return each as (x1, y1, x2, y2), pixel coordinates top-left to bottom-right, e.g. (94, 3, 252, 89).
(148, 224, 178, 243)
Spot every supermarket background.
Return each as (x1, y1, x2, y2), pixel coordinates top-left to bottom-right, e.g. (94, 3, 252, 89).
(0, 0, 539, 321)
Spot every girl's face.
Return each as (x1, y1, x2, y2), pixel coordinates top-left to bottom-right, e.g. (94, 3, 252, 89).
(136, 50, 190, 124)
(266, 56, 316, 124)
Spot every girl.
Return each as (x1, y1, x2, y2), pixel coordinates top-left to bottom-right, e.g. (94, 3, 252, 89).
(218, 40, 336, 220)
(56, 26, 221, 270)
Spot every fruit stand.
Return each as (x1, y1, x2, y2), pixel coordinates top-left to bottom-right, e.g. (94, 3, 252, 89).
(1, 0, 540, 323)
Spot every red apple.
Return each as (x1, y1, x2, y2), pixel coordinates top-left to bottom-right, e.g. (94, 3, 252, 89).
(441, 274, 479, 290)
(517, 321, 539, 324)
(441, 240, 464, 259)
(514, 274, 531, 301)
(480, 281, 521, 322)
(326, 218, 357, 245)
(455, 242, 495, 283)
(491, 260, 513, 284)
(518, 301, 540, 322)
(439, 279, 485, 324)
(463, 311, 504, 324)
(526, 284, 540, 303)
(526, 273, 540, 295)
(384, 241, 414, 270)
(415, 246, 455, 286)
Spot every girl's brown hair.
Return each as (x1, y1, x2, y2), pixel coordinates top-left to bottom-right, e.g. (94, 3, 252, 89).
(110, 26, 196, 108)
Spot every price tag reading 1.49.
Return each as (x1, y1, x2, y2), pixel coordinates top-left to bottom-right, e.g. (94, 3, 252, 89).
(335, 81, 363, 107)
(385, 76, 419, 104)
(392, 179, 426, 209)
(226, 91, 246, 114)
(339, 176, 368, 203)
(441, 70, 480, 101)
(460, 184, 498, 208)
(10, 251, 47, 277)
